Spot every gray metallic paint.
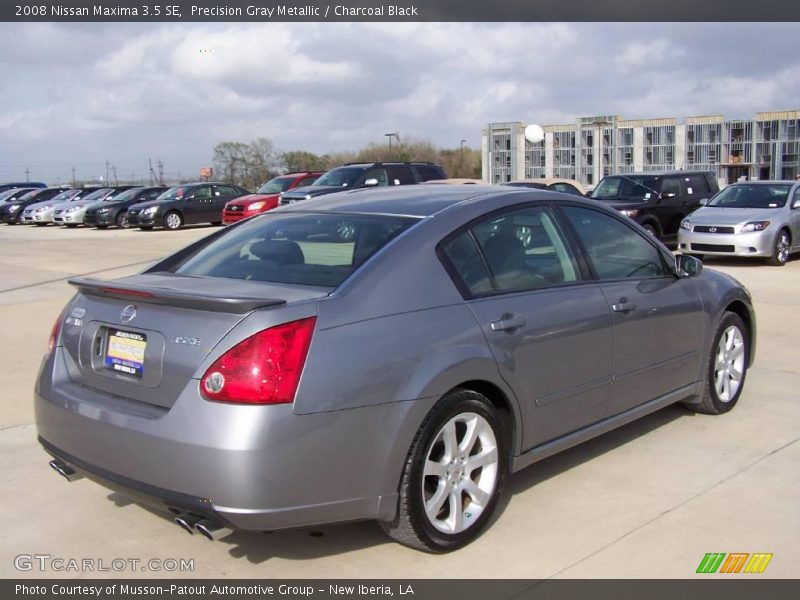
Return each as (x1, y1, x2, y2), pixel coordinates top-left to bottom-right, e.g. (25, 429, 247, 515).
(35, 186, 756, 532)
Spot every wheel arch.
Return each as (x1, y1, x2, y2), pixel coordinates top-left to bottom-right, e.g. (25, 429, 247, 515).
(441, 379, 522, 458)
(723, 299, 756, 367)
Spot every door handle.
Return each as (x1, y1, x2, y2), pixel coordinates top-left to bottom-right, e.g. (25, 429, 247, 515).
(489, 315, 527, 332)
(611, 298, 636, 313)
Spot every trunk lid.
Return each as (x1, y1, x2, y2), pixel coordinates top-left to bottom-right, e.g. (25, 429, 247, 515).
(60, 273, 330, 409)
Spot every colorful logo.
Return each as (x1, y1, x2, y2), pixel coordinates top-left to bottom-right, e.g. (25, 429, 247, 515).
(696, 552, 773, 574)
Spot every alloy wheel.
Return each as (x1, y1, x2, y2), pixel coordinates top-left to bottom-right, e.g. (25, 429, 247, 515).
(777, 232, 790, 264)
(714, 325, 745, 403)
(422, 412, 499, 535)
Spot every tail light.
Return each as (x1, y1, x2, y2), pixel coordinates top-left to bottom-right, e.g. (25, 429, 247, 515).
(200, 317, 316, 404)
(47, 311, 64, 355)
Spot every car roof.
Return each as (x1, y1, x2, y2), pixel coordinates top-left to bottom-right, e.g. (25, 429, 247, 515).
(727, 180, 797, 185)
(282, 183, 532, 218)
(604, 171, 711, 177)
(507, 178, 585, 187)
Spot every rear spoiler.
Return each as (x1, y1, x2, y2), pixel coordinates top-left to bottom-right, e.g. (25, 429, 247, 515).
(68, 277, 286, 314)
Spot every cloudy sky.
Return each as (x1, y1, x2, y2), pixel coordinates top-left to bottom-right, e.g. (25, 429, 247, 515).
(1, 22, 799, 183)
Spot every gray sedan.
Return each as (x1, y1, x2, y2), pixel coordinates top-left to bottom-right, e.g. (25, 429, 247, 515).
(36, 186, 755, 552)
(678, 180, 800, 266)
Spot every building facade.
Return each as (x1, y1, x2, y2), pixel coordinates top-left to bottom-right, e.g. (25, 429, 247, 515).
(482, 110, 800, 186)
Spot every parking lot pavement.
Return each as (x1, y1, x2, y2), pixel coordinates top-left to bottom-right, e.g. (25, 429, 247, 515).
(1, 224, 798, 579)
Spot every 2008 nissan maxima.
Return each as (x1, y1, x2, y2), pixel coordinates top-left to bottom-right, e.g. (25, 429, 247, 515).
(35, 185, 755, 552)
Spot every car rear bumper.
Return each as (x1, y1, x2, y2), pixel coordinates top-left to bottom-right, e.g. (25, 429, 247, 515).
(678, 229, 776, 257)
(34, 349, 422, 531)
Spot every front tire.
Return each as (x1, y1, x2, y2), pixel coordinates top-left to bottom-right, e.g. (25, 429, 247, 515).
(686, 312, 748, 415)
(115, 212, 129, 229)
(380, 389, 508, 552)
(163, 211, 183, 231)
(767, 229, 791, 266)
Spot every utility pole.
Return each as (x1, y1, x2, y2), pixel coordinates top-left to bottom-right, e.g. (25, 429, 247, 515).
(148, 158, 155, 186)
(71, 166, 76, 187)
(111, 165, 118, 186)
(460, 139, 467, 177)
(105, 159, 110, 184)
(25, 167, 31, 182)
(157, 159, 164, 186)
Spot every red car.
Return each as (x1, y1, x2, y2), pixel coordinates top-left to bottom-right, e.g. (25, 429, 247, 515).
(223, 172, 322, 223)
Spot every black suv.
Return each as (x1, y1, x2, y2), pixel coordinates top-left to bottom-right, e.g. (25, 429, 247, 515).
(84, 186, 167, 229)
(591, 171, 719, 241)
(127, 182, 249, 231)
(279, 162, 447, 206)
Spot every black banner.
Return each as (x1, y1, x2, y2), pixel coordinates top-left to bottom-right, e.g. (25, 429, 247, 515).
(3, 0, 800, 22)
(5, 580, 800, 600)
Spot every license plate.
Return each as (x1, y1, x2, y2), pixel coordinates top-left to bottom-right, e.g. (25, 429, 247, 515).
(105, 329, 147, 377)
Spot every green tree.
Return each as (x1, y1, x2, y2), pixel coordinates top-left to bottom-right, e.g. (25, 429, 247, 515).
(282, 150, 326, 173)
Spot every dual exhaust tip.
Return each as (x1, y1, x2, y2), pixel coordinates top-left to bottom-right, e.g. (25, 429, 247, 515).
(174, 514, 232, 541)
(49, 460, 231, 542)
(49, 459, 84, 482)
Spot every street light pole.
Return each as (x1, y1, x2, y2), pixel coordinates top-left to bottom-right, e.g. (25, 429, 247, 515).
(460, 139, 467, 177)
(384, 132, 397, 159)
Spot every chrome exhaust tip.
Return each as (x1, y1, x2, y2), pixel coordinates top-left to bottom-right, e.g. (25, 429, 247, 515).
(174, 514, 204, 535)
(194, 519, 233, 541)
(49, 459, 84, 482)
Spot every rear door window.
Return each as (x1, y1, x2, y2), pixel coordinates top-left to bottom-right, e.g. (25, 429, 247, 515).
(441, 206, 580, 295)
(683, 175, 709, 196)
(388, 166, 416, 185)
(416, 166, 445, 181)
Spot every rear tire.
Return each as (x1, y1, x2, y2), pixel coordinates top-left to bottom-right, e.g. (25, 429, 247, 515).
(767, 229, 791, 266)
(380, 389, 508, 552)
(685, 312, 748, 415)
(116, 211, 129, 229)
(163, 211, 183, 231)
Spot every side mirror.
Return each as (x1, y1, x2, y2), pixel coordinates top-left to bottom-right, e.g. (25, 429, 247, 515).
(676, 254, 703, 278)
(363, 178, 379, 187)
(699, 198, 710, 206)
(660, 192, 676, 199)
(793, 199, 800, 209)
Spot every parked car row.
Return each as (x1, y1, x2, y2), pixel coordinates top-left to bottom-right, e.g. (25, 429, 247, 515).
(5, 168, 797, 266)
(0, 162, 449, 232)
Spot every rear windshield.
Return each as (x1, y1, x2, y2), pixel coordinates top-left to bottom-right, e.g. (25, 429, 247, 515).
(257, 177, 296, 194)
(174, 212, 416, 287)
(708, 184, 792, 208)
(593, 176, 660, 201)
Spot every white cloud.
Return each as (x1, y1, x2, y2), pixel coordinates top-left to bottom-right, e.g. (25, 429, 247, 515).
(0, 22, 798, 183)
